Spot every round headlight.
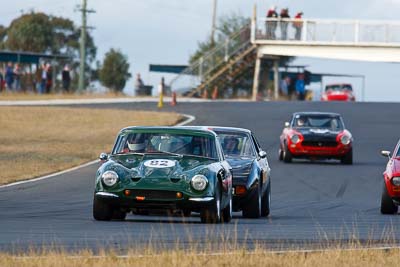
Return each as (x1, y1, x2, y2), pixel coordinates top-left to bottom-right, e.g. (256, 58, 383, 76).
(340, 135, 351, 145)
(392, 177, 400, 186)
(102, 171, 119, 187)
(191, 175, 208, 191)
(291, 134, 300, 144)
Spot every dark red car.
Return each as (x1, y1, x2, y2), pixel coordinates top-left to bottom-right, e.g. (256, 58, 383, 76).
(380, 141, 400, 214)
(279, 112, 353, 164)
(321, 83, 355, 102)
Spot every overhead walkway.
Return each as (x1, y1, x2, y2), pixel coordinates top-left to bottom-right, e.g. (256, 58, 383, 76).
(171, 6, 400, 101)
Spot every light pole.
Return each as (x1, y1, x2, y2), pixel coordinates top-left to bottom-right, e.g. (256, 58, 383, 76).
(210, 0, 217, 46)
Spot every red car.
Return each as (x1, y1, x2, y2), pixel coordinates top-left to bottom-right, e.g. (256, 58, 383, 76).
(321, 83, 355, 102)
(279, 112, 353, 164)
(380, 141, 400, 214)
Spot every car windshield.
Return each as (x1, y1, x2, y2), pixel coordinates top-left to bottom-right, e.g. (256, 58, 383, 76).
(293, 115, 344, 131)
(216, 132, 256, 158)
(325, 84, 353, 91)
(113, 132, 217, 159)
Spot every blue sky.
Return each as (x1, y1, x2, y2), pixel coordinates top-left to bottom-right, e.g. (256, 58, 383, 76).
(1, 0, 400, 101)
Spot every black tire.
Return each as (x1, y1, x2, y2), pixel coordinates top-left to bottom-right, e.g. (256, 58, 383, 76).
(341, 149, 353, 165)
(380, 182, 398, 214)
(93, 196, 113, 221)
(182, 209, 191, 217)
(242, 183, 261, 218)
(283, 143, 292, 163)
(278, 146, 283, 161)
(222, 197, 232, 223)
(200, 184, 221, 224)
(112, 210, 127, 220)
(261, 181, 271, 217)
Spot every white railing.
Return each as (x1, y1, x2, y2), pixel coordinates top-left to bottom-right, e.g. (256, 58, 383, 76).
(169, 25, 252, 94)
(254, 18, 400, 45)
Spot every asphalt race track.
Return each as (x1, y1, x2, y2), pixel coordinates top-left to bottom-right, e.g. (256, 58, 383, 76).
(1, 101, 400, 252)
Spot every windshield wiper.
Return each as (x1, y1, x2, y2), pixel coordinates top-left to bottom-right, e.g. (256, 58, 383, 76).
(180, 154, 218, 160)
(144, 151, 183, 158)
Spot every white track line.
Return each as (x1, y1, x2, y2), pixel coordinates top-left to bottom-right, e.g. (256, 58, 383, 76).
(0, 114, 195, 189)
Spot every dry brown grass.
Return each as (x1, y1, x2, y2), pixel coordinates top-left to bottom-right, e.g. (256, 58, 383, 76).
(1, 248, 400, 267)
(0, 92, 155, 101)
(0, 107, 181, 185)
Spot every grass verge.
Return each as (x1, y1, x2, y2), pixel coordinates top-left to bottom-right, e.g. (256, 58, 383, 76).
(0, 92, 154, 101)
(0, 106, 182, 185)
(1, 248, 400, 267)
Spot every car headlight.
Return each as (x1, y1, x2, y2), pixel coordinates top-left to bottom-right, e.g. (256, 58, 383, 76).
(391, 177, 400, 186)
(291, 134, 300, 144)
(102, 171, 119, 187)
(191, 175, 208, 191)
(340, 135, 351, 145)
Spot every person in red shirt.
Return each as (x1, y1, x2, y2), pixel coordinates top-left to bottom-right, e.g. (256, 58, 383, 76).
(293, 12, 304, 40)
(266, 6, 278, 40)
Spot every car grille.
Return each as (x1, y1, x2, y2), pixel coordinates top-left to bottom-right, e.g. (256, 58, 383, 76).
(232, 166, 251, 182)
(302, 141, 338, 147)
(130, 190, 177, 200)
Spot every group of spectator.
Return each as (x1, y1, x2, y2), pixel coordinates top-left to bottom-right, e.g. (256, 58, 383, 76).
(280, 73, 306, 101)
(266, 6, 304, 40)
(0, 62, 71, 94)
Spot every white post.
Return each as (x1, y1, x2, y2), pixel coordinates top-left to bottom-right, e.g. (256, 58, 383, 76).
(224, 40, 229, 62)
(273, 60, 279, 100)
(354, 20, 360, 43)
(199, 57, 204, 81)
(251, 4, 257, 43)
(361, 75, 365, 102)
(302, 19, 308, 41)
(252, 54, 261, 101)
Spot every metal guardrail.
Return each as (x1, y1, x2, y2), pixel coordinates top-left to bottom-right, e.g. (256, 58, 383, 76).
(254, 18, 400, 45)
(169, 25, 251, 93)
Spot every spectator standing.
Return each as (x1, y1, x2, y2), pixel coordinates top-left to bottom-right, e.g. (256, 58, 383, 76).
(62, 65, 71, 93)
(293, 12, 304, 40)
(280, 76, 291, 97)
(39, 63, 47, 94)
(45, 63, 52, 93)
(13, 63, 21, 92)
(0, 68, 4, 92)
(134, 73, 144, 95)
(295, 73, 306, 101)
(280, 8, 290, 40)
(5, 62, 14, 91)
(266, 6, 278, 40)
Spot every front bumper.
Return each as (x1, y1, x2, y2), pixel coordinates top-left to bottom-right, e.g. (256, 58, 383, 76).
(94, 191, 215, 211)
(288, 142, 351, 158)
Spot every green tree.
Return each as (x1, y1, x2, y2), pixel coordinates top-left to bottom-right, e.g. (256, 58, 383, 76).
(99, 49, 131, 93)
(0, 12, 97, 89)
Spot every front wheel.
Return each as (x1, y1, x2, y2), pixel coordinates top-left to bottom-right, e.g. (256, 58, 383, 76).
(222, 197, 232, 223)
(283, 143, 292, 163)
(242, 183, 261, 218)
(93, 196, 113, 221)
(341, 149, 353, 165)
(261, 181, 271, 217)
(381, 182, 398, 214)
(200, 185, 221, 223)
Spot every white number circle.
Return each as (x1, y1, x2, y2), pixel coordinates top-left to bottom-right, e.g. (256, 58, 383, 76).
(144, 159, 176, 168)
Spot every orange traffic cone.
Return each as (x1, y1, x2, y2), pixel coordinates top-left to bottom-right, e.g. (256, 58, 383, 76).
(212, 86, 218, 100)
(202, 89, 209, 99)
(170, 92, 177, 106)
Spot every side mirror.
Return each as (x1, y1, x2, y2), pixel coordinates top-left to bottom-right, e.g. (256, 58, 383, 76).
(259, 151, 267, 158)
(381, 150, 391, 158)
(284, 122, 290, 128)
(99, 152, 109, 161)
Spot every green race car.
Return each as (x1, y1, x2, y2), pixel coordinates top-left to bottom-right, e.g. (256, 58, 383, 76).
(93, 126, 233, 223)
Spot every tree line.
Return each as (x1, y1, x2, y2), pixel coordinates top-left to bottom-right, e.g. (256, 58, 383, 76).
(0, 12, 130, 93)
